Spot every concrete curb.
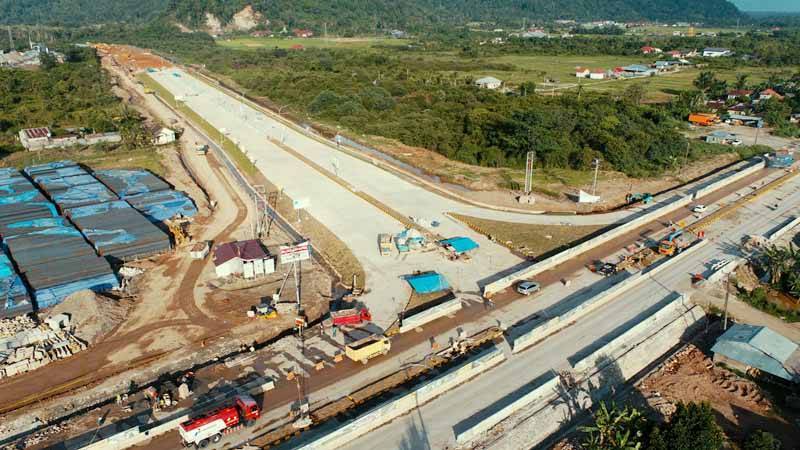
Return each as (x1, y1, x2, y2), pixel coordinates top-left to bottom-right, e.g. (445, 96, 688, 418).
(298, 345, 506, 450)
(398, 298, 463, 334)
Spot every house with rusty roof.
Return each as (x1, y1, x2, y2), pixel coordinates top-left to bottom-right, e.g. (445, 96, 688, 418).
(18, 127, 52, 150)
(213, 239, 275, 279)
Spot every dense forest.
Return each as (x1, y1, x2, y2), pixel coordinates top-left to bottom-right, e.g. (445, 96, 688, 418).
(0, 47, 143, 152)
(0, 0, 167, 26)
(1, 0, 745, 29)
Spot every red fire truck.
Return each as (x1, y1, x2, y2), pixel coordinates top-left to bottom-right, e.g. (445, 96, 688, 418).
(178, 395, 260, 448)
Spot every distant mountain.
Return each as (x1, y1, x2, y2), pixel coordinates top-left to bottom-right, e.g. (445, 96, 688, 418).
(0, 0, 746, 29)
(731, 0, 800, 13)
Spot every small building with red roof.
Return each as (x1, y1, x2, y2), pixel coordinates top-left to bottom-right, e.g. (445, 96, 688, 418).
(213, 239, 275, 279)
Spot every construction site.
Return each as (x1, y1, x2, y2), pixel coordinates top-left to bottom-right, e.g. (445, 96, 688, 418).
(0, 41, 798, 450)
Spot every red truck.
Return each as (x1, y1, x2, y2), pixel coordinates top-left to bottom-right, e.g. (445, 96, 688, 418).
(178, 395, 260, 448)
(324, 308, 372, 327)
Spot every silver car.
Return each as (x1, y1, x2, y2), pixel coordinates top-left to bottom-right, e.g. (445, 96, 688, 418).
(517, 281, 541, 296)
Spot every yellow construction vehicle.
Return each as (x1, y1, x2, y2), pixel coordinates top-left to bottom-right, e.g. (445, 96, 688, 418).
(168, 218, 190, 246)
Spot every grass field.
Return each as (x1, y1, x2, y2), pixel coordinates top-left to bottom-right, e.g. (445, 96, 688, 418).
(410, 53, 796, 101)
(218, 36, 411, 50)
(450, 213, 605, 258)
(3, 145, 166, 175)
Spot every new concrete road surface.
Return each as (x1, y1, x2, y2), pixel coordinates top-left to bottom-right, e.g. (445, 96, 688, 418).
(149, 69, 772, 327)
(335, 172, 800, 449)
(150, 69, 530, 327)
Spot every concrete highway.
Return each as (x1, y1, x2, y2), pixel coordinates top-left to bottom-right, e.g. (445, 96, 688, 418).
(150, 69, 526, 328)
(149, 68, 776, 328)
(140, 68, 796, 450)
(335, 171, 800, 450)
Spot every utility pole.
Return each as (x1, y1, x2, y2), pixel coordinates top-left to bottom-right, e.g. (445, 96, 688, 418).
(591, 159, 600, 196)
(524, 151, 535, 195)
(723, 273, 731, 330)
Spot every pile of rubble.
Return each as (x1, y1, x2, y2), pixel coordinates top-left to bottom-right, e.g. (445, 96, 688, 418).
(0, 313, 86, 379)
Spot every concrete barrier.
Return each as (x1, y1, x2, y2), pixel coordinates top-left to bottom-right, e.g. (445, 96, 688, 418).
(299, 345, 506, 450)
(484, 158, 765, 298)
(454, 375, 559, 445)
(705, 257, 746, 284)
(571, 292, 689, 373)
(488, 301, 705, 450)
(512, 240, 709, 354)
(484, 194, 693, 297)
(692, 159, 765, 200)
(767, 215, 800, 242)
(398, 298, 463, 334)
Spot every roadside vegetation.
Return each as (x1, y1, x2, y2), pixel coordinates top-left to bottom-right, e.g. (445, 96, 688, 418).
(0, 46, 158, 163)
(580, 401, 782, 450)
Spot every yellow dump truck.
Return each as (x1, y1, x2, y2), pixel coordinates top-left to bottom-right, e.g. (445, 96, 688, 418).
(345, 334, 391, 364)
(378, 233, 393, 256)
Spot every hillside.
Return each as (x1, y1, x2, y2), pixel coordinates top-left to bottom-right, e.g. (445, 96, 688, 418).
(0, 0, 745, 29)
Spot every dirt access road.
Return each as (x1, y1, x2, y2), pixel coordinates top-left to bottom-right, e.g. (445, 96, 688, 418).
(0, 57, 255, 417)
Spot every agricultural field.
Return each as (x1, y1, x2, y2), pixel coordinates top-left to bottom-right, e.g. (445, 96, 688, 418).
(217, 36, 411, 50)
(407, 53, 796, 101)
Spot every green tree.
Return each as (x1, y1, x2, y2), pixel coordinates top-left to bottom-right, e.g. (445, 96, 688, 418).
(734, 73, 749, 91)
(647, 402, 724, 450)
(744, 430, 781, 450)
(39, 51, 57, 69)
(694, 71, 717, 93)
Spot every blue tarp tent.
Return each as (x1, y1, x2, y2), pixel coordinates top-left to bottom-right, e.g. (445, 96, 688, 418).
(440, 237, 479, 254)
(405, 272, 449, 294)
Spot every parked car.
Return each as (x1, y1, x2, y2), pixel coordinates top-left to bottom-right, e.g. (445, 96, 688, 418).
(517, 281, 541, 295)
(692, 204, 707, 213)
(596, 262, 617, 277)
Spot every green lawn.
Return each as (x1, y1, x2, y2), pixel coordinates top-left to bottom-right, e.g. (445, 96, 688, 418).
(218, 36, 411, 50)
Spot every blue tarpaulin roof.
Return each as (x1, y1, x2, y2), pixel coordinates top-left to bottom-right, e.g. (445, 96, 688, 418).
(440, 236, 479, 254)
(406, 272, 449, 294)
(711, 324, 799, 381)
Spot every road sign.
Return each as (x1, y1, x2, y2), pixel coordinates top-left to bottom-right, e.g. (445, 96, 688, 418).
(280, 241, 311, 264)
(293, 198, 310, 210)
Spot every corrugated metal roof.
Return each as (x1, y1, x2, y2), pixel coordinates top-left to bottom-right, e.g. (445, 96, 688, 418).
(711, 324, 799, 381)
(213, 240, 269, 266)
(22, 127, 50, 139)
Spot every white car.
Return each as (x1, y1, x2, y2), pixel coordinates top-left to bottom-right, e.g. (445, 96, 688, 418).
(517, 281, 541, 296)
(692, 205, 707, 213)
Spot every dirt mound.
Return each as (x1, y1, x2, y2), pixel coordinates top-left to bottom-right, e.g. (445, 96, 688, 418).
(49, 290, 131, 345)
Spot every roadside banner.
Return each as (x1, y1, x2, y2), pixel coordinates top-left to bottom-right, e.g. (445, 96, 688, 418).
(280, 241, 311, 264)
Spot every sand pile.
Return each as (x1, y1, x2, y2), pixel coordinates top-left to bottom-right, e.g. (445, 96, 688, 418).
(50, 290, 131, 345)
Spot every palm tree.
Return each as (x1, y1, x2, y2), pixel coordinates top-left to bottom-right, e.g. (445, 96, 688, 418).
(762, 245, 791, 285)
(734, 73, 749, 91)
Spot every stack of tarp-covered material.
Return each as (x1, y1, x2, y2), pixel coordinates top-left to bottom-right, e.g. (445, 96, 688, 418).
(0, 251, 32, 318)
(95, 169, 197, 223)
(0, 168, 59, 228)
(123, 190, 197, 223)
(67, 201, 171, 262)
(3, 220, 118, 309)
(94, 169, 170, 197)
(25, 161, 118, 211)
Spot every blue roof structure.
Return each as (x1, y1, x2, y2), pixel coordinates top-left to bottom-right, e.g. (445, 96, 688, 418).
(440, 237, 479, 254)
(405, 272, 450, 294)
(712, 324, 799, 382)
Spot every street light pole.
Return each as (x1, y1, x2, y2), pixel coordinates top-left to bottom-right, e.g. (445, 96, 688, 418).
(591, 159, 600, 196)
